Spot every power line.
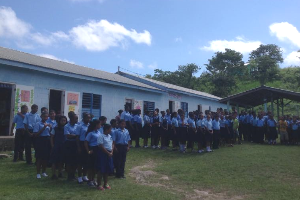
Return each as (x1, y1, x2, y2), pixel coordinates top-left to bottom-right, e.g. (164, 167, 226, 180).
(118, 66, 148, 77)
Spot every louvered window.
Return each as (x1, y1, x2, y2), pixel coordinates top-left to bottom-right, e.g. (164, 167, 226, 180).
(181, 102, 188, 118)
(143, 101, 155, 116)
(82, 93, 102, 119)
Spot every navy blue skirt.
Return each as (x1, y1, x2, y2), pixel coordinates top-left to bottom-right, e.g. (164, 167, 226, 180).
(50, 142, 64, 164)
(96, 149, 114, 174)
(36, 136, 51, 160)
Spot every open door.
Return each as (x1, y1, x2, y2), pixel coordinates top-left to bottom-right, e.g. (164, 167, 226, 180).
(49, 90, 65, 115)
(0, 83, 13, 136)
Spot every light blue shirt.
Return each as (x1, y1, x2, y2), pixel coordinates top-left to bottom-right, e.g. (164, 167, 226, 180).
(121, 111, 132, 122)
(291, 122, 298, 130)
(13, 114, 25, 129)
(64, 123, 78, 141)
(267, 119, 276, 127)
(178, 118, 188, 127)
(187, 118, 196, 128)
(97, 133, 113, 151)
(33, 121, 51, 137)
(76, 123, 89, 141)
(23, 112, 41, 130)
(205, 119, 213, 130)
(196, 119, 206, 128)
(172, 118, 179, 127)
(251, 117, 258, 127)
(110, 127, 117, 139)
(46, 118, 57, 129)
(257, 119, 264, 127)
(85, 130, 101, 147)
(212, 120, 220, 130)
(133, 115, 142, 124)
(114, 128, 131, 145)
(219, 119, 226, 128)
(143, 115, 151, 124)
(165, 114, 172, 125)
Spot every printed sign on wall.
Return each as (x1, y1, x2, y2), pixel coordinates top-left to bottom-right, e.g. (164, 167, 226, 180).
(15, 85, 34, 115)
(64, 91, 81, 120)
(134, 100, 143, 116)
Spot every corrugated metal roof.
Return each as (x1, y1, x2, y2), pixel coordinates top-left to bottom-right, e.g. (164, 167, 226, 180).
(0, 46, 160, 91)
(119, 71, 221, 100)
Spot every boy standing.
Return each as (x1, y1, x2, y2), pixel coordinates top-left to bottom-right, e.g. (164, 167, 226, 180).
(23, 104, 40, 164)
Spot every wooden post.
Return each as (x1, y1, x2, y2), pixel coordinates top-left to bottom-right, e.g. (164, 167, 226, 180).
(277, 99, 279, 120)
(271, 95, 274, 115)
(227, 101, 230, 112)
(237, 104, 239, 114)
(281, 98, 284, 116)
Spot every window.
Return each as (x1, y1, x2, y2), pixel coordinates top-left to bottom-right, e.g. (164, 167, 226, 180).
(144, 101, 155, 116)
(181, 102, 188, 118)
(82, 93, 102, 119)
(198, 104, 202, 112)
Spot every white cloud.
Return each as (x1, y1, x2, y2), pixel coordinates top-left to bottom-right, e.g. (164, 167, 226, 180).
(130, 59, 144, 69)
(31, 33, 55, 46)
(284, 51, 300, 66)
(201, 37, 261, 54)
(148, 62, 157, 69)
(0, 6, 31, 38)
(175, 37, 182, 42)
(70, 20, 151, 51)
(38, 54, 75, 64)
(270, 22, 300, 48)
(52, 31, 70, 40)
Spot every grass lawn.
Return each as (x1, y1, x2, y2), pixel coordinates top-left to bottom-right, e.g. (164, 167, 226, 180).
(1, 142, 300, 200)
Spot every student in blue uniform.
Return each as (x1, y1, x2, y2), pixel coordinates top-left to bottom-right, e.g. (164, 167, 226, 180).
(50, 115, 67, 180)
(121, 105, 133, 142)
(98, 116, 107, 134)
(256, 114, 264, 143)
(250, 113, 257, 143)
(196, 114, 205, 153)
(142, 111, 151, 148)
(178, 113, 189, 153)
(267, 115, 277, 145)
(64, 112, 78, 181)
(41, 107, 48, 114)
(160, 111, 168, 150)
(110, 119, 118, 175)
(165, 109, 172, 148)
(151, 111, 160, 149)
(23, 104, 40, 165)
(219, 115, 226, 146)
(33, 112, 52, 179)
(113, 120, 131, 179)
(46, 110, 57, 128)
(85, 119, 101, 187)
(96, 124, 114, 190)
(11, 105, 28, 162)
(187, 112, 196, 152)
(133, 109, 142, 148)
(212, 115, 220, 149)
(76, 112, 91, 184)
(290, 116, 299, 145)
(171, 112, 179, 150)
(204, 114, 213, 152)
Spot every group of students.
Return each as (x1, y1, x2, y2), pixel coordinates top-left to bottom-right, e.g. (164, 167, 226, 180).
(11, 103, 300, 189)
(11, 104, 131, 190)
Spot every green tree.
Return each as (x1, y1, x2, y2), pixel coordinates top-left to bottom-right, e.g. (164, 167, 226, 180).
(205, 48, 245, 97)
(249, 44, 283, 85)
(151, 63, 200, 89)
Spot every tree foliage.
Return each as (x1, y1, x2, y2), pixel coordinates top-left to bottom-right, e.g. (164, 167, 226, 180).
(249, 44, 283, 85)
(205, 49, 245, 97)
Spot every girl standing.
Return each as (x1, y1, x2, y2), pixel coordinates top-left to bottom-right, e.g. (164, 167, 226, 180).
(178, 114, 189, 153)
(96, 124, 114, 190)
(33, 112, 52, 179)
(85, 120, 101, 187)
(171, 112, 179, 150)
(151, 111, 160, 149)
(204, 115, 213, 152)
(142, 111, 151, 148)
(133, 109, 142, 148)
(50, 115, 67, 179)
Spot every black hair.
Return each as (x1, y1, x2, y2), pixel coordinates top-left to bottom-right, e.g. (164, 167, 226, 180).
(49, 110, 55, 114)
(118, 110, 123, 114)
(41, 111, 49, 117)
(110, 119, 117, 125)
(103, 124, 112, 133)
(57, 115, 67, 128)
(86, 119, 101, 136)
(99, 116, 107, 121)
(145, 110, 150, 115)
(82, 112, 90, 119)
(41, 107, 48, 113)
(21, 105, 28, 110)
(31, 104, 38, 109)
(68, 111, 75, 119)
(119, 119, 126, 124)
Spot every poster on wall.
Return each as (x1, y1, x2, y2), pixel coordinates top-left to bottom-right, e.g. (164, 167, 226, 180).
(134, 100, 143, 116)
(15, 85, 34, 115)
(64, 91, 80, 120)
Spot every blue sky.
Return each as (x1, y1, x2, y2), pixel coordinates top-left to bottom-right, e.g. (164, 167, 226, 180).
(0, 0, 300, 76)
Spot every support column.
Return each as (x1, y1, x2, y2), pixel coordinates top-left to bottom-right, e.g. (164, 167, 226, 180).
(281, 98, 284, 116)
(277, 99, 279, 120)
(227, 100, 230, 112)
(271, 95, 274, 115)
(237, 104, 239, 114)
(264, 97, 267, 113)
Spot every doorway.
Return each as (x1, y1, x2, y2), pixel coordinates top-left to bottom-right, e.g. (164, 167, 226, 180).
(0, 83, 13, 136)
(49, 90, 64, 115)
(169, 101, 174, 113)
(125, 99, 133, 111)
(198, 104, 202, 113)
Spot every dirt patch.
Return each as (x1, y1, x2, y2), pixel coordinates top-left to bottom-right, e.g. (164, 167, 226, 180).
(130, 160, 245, 200)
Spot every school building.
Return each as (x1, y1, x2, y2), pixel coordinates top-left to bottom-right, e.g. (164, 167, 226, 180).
(0, 46, 225, 137)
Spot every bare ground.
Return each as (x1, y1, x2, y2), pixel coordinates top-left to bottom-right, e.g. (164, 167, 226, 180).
(129, 160, 245, 200)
